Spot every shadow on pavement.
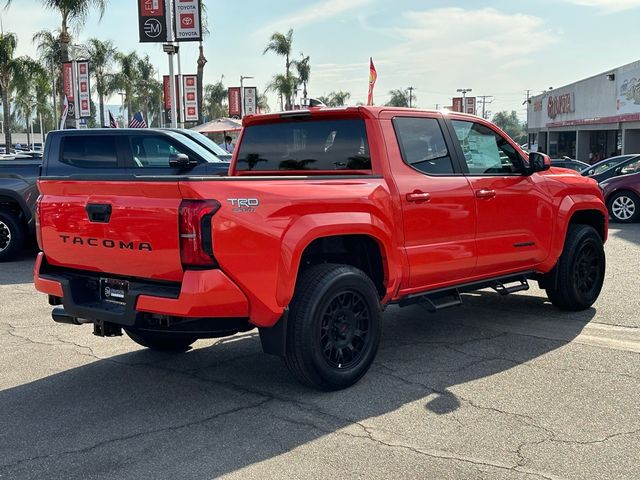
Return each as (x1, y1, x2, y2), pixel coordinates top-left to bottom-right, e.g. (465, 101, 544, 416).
(0, 255, 37, 285)
(0, 288, 595, 479)
(608, 222, 640, 246)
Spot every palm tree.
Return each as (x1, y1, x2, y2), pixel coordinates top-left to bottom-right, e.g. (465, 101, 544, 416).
(32, 29, 62, 126)
(204, 78, 228, 120)
(13, 59, 48, 147)
(266, 73, 297, 111)
(327, 90, 351, 107)
(0, 33, 20, 148)
(33, 70, 53, 135)
(135, 55, 162, 126)
(197, 0, 209, 124)
(4, 0, 108, 63)
(257, 93, 270, 114)
(386, 89, 413, 107)
(112, 51, 140, 121)
(264, 29, 295, 108)
(85, 38, 117, 127)
(294, 54, 310, 99)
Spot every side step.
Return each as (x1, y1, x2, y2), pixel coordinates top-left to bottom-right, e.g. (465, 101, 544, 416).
(398, 273, 531, 312)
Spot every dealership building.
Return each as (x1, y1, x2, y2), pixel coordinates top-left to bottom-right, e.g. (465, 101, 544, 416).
(527, 59, 640, 161)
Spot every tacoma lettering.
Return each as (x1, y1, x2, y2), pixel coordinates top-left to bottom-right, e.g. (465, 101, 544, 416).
(59, 235, 153, 251)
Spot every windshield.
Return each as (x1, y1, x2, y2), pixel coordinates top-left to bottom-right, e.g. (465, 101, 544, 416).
(182, 130, 232, 159)
(163, 130, 225, 163)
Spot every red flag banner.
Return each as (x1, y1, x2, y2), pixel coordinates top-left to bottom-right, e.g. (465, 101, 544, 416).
(228, 87, 241, 117)
(367, 58, 377, 106)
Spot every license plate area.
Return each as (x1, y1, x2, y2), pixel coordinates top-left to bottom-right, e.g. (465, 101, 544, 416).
(100, 278, 129, 304)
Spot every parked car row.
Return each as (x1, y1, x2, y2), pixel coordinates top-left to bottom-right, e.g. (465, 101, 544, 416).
(548, 154, 640, 223)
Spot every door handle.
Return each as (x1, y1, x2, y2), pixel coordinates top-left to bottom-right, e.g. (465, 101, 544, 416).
(406, 191, 431, 203)
(475, 189, 496, 199)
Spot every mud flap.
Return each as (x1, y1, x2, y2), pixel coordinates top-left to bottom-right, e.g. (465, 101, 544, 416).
(258, 309, 288, 356)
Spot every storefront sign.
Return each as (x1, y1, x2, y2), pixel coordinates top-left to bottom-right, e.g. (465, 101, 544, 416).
(174, 0, 202, 42)
(77, 61, 91, 119)
(244, 87, 257, 116)
(617, 62, 640, 114)
(228, 87, 241, 117)
(547, 93, 575, 119)
(452, 97, 463, 113)
(465, 97, 476, 115)
(183, 74, 198, 122)
(138, 0, 168, 43)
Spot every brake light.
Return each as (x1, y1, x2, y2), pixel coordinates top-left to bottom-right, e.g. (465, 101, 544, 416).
(179, 200, 221, 268)
(35, 195, 43, 250)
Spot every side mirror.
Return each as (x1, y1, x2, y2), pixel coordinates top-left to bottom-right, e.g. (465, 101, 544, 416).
(528, 152, 551, 174)
(169, 153, 198, 169)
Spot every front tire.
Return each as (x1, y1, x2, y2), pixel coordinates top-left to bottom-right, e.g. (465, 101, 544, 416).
(125, 330, 197, 352)
(285, 264, 382, 391)
(544, 224, 605, 311)
(608, 191, 640, 223)
(0, 211, 24, 262)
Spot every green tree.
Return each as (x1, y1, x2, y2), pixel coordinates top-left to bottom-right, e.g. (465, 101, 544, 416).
(294, 54, 310, 99)
(0, 33, 21, 148)
(13, 58, 48, 147)
(491, 110, 526, 143)
(84, 38, 117, 127)
(266, 73, 297, 111)
(386, 88, 414, 107)
(135, 55, 162, 127)
(257, 93, 270, 114)
(111, 51, 140, 121)
(321, 90, 351, 107)
(263, 29, 295, 108)
(6, 0, 109, 128)
(32, 29, 62, 126)
(204, 77, 228, 119)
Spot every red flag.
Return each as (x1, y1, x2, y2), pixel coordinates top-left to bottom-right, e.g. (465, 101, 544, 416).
(367, 58, 377, 106)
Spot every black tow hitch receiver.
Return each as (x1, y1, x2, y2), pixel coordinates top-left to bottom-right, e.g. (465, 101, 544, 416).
(93, 320, 123, 337)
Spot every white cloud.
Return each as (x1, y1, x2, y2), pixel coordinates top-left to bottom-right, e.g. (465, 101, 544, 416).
(562, 0, 640, 11)
(255, 0, 374, 36)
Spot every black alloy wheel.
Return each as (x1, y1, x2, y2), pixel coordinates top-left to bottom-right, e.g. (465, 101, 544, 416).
(319, 290, 370, 369)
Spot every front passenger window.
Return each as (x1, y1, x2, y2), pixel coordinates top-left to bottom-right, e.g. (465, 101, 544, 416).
(452, 120, 522, 175)
(128, 136, 192, 168)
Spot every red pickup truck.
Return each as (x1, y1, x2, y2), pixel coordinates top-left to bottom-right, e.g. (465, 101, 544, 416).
(35, 107, 607, 390)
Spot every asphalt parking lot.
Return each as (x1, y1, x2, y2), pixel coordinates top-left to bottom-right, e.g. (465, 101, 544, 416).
(1, 224, 639, 480)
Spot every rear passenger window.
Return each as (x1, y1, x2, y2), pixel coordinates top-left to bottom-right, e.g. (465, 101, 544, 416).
(236, 119, 371, 171)
(393, 117, 454, 175)
(60, 136, 118, 168)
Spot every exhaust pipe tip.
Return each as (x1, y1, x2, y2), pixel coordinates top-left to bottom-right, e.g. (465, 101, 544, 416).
(52, 306, 81, 325)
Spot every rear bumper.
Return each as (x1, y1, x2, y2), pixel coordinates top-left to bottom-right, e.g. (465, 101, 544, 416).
(33, 252, 249, 328)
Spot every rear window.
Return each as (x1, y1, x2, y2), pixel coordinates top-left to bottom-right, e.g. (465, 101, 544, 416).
(236, 118, 371, 171)
(60, 136, 118, 168)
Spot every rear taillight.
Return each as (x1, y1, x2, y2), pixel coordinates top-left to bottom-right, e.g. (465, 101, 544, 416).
(35, 195, 43, 250)
(179, 199, 221, 268)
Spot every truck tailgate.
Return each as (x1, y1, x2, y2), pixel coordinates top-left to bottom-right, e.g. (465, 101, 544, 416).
(38, 179, 184, 282)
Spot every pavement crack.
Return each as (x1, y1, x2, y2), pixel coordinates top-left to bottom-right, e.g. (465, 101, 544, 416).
(0, 398, 271, 471)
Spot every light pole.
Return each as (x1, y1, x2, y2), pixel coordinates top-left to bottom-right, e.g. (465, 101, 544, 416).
(118, 92, 125, 124)
(408, 86, 415, 108)
(240, 75, 254, 117)
(457, 88, 472, 113)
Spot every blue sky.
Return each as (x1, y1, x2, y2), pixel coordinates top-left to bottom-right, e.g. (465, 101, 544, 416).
(2, 0, 640, 117)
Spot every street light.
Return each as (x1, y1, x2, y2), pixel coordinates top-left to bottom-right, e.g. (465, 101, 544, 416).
(457, 88, 472, 113)
(408, 86, 415, 108)
(240, 75, 254, 117)
(118, 92, 126, 124)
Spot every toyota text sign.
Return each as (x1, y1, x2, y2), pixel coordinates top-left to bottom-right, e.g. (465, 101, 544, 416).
(138, 0, 168, 42)
(174, 0, 202, 42)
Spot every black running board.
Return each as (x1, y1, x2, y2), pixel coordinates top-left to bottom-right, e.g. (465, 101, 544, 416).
(397, 272, 533, 311)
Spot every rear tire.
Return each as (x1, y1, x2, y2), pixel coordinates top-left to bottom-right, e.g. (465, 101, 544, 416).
(284, 264, 382, 391)
(608, 191, 640, 223)
(544, 225, 605, 311)
(0, 210, 24, 262)
(125, 330, 197, 352)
